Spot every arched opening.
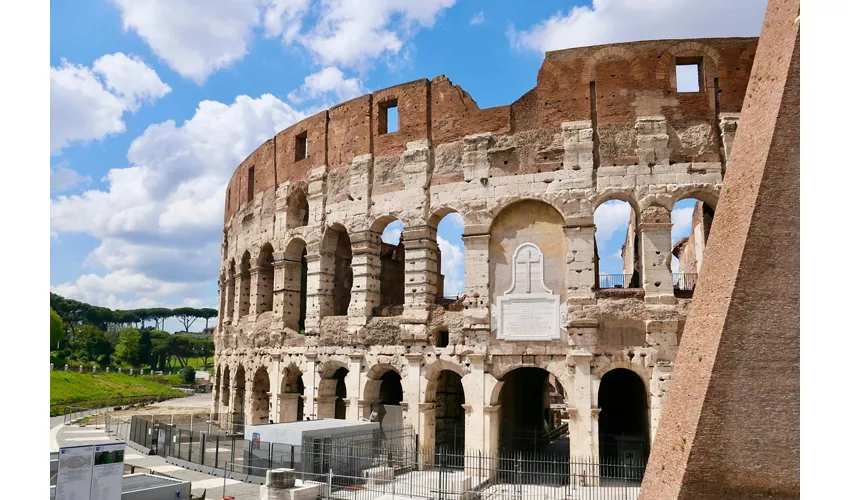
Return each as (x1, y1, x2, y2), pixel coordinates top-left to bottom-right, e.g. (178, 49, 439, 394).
(324, 224, 353, 316)
(671, 197, 715, 296)
(234, 365, 246, 427)
(220, 365, 231, 418)
(251, 367, 271, 424)
(429, 210, 466, 308)
(594, 198, 641, 289)
(214, 365, 222, 415)
(333, 368, 348, 419)
(364, 366, 404, 429)
(286, 189, 309, 229)
(282, 239, 308, 332)
(375, 217, 405, 316)
(432, 371, 465, 453)
(598, 368, 650, 480)
(256, 244, 274, 314)
(498, 367, 564, 453)
(226, 260, 236, 322)
(238, 252, 251, 318)
(280, 366, 305, 422)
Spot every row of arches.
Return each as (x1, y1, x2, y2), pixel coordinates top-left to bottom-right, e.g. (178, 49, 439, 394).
(213, 360, 650, 464)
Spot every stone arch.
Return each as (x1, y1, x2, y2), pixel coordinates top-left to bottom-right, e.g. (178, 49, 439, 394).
(250, 365, 271, 424)
(362, 363, 403, 403)
(583, 46, 643, 82)
(488, 359, 573, 406)
(226, 259, 236, 322)
(371, 215, 406, 312)
(593, 362, 652, 407)
(423, 360, 467, 401)
(489, 196, 565, 230)
(656, 41, 722, 89)
(597, 367, 652, 473)
(281, 238, 308, 332)
(428, 207, 466, 304)
(493, 365, 567, 451)
(279, 362, 305, 422)
(317, 359, 350, 420)
(591, 190, 641, 221)
(321, 223, 353, 316)
(593, 191, 643, 289)
(286, 188, 310, 229)
(256, 243, 275, 315)
(668, 186, 720, 212)
(238, 251, 251, 318)
(233, 364, 247, 424)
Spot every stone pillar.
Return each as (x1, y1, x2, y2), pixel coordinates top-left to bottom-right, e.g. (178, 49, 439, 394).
(401, 226, 438, 342)
(639, 208, 675, 304)
(304, 246, 333, 332)
(260, 468, 297, 500)
(418, 403, 437, 457)
(405, 353, 424, 435)
(561, 121, 595, 173)
(347, 230, 381, 324)
(461, 233, 490, 330)
(307, 166, 327, 226)
(346, 353, 364, 421)
(315, 397, 338, 419)
(271, 354, 281, 422)
(275, 251, 304, 331)
(248, 266, 262, 315)
(244, 380, 257, 425)
(564, 222, 597, 303)
(718, 112, 740, 174)
(568, 349, 598, 460)
(634, 116, 671, 168)
(304, 352, 318, 419)
(233, 272, 249, 322)
(277, 394, 300, 423)
(463, 353, 488, 454)
(649, 361, 674, 442)
(482, 405, 500, 478)
(462, 133, 492, 182)
(223, 277, 234, 323)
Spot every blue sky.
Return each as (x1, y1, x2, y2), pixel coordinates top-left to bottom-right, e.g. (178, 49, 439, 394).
(49, 0, 766, 330)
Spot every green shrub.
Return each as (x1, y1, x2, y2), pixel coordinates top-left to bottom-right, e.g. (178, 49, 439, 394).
(179, 366, 196, 384)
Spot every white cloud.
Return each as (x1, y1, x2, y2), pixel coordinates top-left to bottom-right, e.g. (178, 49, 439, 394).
(51, 270, 190, 310)
(51, 165, 93, 193)
(438, 235, 465, 296)
(671, 206, 694, 242)
(51, 53, 170, 155)
(671, 255, 680, 275)
(509, 0, 766, 54)
(51, 93, 305, 305)
(381, 220, 404, 245)
(110, 0, 457, 83)
(469, 11, 484, 26)
(287, 66, 365, 104)
(593, 200, 632, 243)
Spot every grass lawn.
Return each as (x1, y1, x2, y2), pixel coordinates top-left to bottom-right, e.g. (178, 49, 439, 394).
(50, 371, 185, 415)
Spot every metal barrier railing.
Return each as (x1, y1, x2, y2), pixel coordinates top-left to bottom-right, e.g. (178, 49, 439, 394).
(673, 273, 699, 291)
(597, 274, 639, 289)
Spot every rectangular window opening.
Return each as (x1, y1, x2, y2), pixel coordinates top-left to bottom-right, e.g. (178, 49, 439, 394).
(295, 131, 308, 161)
(379, 99, 399, 135)
(675, 58, 703, 93)
(247, 167, 255, 201)
(226, 187, 231, 211)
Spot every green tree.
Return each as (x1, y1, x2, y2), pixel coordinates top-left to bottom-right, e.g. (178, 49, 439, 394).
(190, 335, 215, 370)
(73, 324, 113, 366)
(197, 308, 219, 331)
(173, 307, 200, 332)
(50, 308, 66, 349)
(113, 327, 142, 367)
(149, 330, 172, 370)
(179, 366, 196, 384)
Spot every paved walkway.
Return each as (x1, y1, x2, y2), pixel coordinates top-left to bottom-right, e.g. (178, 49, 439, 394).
(54, 423, 262, 499)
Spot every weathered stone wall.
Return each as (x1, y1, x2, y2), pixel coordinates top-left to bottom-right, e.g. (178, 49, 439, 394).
(213, 37, 758, 461)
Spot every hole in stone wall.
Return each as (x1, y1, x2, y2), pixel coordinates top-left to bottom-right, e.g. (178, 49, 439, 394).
(247, 167, 255, 201)
(675, 58, 703, 92)
(295, 131, 308, 161)
(379, 99, 399, 135)
(436, 329, 449, 348)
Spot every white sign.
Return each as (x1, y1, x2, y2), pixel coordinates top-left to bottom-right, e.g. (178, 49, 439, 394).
(56, 442, 124, 500)
(493, 243, 564, 341)
(56, 445, 94, 500)
(91, 443, 125, 500)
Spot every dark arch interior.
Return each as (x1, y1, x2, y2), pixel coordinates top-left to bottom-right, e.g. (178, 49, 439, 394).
(253, 368, 271, 424)
(434, 371, 465, 452)
(378, 371, 403, 405)
(299, 248, 307, 332)
(598, 368, 650, 476)
(333, 229, 353, 315)
(499, 367, 554, 451)
(333, 368, 349, 419)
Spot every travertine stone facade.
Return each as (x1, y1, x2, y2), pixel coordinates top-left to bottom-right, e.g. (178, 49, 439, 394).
(212, 37, 758, 464)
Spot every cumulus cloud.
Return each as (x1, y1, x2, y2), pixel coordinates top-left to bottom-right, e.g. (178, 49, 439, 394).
(110, 0, 457, 83)
(51, 52, 170, 155)
(671, 206, 695, 242)
(51, 93, 305, 307)
(287, 66, 365, 104)
(509, 0, 766, 54)
(51, 165, 92, 193)
(593, 200, 632, 243)
(438, 235, 465, 296)
(50, 270, 191, 310)
(469, 11, 485, 26)
(381, 220, 404, 245)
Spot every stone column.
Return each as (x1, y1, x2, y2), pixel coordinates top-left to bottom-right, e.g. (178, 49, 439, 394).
(248, 266, 262, 315)
(418, 403, 437, 457)
(568, 349, 597, 460)
(461, 233, 490, 330)
(304, 246, 333, 332)
(304, 352, 318, 419)
(315, 397, 338, 419)
(463, 353, 488, 454)
(277, 394, 300, 423)
(307, 166, 327, 226)
(223, 277, 234, 323)
(270, 354, 281, 421)
(564, 221, 597, 303)
(482, 405, 500, 479)
(244, 379, 258, 425)
(639, 208, 675, 304)
(233, 272, 249, 322)
(276, 252, 304, 331)
(405, 354, 424, 436)
(648, 359, 674, 442)
(401, 225, 438, 342)
(346, 353, 364, 421)
(347, 230, 381, 326)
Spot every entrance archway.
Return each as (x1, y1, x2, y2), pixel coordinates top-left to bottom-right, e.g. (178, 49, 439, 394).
(234, 365, 246, 427)
(432, 371, 465, 452)
(498, 367, 561, 452)
(598, 368, 650, 480)
(364, 367, 404, 429)
(251, 367, 271, 424)
(333, 368, 348, 419)
(279, 366, 305, 422)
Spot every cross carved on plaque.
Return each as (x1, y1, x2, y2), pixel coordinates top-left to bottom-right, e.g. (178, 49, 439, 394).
(516, 246, 540, 293)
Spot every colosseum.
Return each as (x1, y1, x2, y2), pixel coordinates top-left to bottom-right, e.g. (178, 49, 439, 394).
(211, 36, 759, 468)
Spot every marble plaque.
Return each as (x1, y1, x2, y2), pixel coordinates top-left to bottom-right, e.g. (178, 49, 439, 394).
(494, 242, 563, 341)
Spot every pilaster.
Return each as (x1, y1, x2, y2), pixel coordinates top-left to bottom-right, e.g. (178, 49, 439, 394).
(347, 230, 381, 321)
(564, 222, 597, 303)
(639, 217, 676, 304)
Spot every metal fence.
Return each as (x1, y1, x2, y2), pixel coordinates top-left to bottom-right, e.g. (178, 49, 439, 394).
(597, 274, 639, 289)
(127, 416, 644, 499)
(673, 273, 699, 292)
